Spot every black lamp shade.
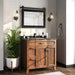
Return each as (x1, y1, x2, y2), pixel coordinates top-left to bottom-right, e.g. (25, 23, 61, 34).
(47, 17, 51, 22)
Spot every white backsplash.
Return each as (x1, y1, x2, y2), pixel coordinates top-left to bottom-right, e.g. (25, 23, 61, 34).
(21, 28, 47, 36)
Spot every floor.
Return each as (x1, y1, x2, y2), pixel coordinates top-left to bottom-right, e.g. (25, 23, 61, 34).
(1, 66, 75, 75)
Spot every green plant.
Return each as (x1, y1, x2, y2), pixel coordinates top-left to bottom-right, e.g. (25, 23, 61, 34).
(6, 26, 21, 58)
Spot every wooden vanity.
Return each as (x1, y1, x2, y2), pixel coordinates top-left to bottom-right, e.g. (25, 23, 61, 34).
(21, 39, 56, 74)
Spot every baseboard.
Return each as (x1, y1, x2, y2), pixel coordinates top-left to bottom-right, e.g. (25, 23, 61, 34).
(57, 62, 75, 68)
(66, 64, 75, 68)
(0, 70, 4, 74)
(57, 62, 66, 68)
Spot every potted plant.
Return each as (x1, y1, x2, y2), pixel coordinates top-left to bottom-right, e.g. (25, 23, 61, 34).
(6, 26, 21, 70)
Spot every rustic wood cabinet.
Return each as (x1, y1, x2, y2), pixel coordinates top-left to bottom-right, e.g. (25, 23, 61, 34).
(21, 39, 56, 74)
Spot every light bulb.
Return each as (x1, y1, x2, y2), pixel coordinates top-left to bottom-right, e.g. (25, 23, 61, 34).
(50, 15, 54, 19)
(50, 13, 54, 19)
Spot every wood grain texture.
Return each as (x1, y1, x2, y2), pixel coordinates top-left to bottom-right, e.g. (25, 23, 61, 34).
(21, 39, 56, 74)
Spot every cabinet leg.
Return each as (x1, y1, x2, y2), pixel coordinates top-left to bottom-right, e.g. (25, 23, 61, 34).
(11, 61, 13, 72)
(54, 66, 56, 70)
(26, 69, 29, 74)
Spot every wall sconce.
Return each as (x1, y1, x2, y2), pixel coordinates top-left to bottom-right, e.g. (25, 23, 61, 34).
(13, 10, 19, 21)
(47, 13, 54, 22)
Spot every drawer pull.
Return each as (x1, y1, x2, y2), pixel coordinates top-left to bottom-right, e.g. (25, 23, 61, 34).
(39, 43, 42, 44)
(29, 58, 35, 61)
(29, 48, 35, 50)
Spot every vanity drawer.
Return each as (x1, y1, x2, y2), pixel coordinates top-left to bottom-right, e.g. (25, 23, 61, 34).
(27, 41, 35, 45)
(27, 40, 35, 43)
(47, 40, 56, 48)
(36, 40, 47, 47)
(36, 41, 47, 46)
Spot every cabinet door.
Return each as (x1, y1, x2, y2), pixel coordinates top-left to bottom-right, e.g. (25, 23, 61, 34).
(36, 48, 47, 68)
(36, 40, 47, 68)
(27, 42, 36, 69)
(46, 48, 55, 66)
(47, 40, 56, 67)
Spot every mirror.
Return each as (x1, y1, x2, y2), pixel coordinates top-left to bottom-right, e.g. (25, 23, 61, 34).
(22, 7, 46, 28)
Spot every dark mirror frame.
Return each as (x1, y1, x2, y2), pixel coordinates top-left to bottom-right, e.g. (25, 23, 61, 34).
(21, 7, 46, 28)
